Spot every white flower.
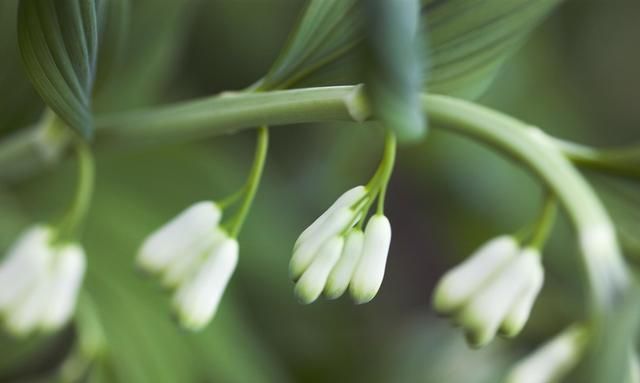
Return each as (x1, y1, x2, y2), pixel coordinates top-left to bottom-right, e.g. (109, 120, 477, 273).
(172, 235, 238, 330)
(349, 214, 392, 304)
(0, 225, 86, 336)
(432, 236, 544, 347)
(505, 325, 587, 383)
(294, 236, 344, 304)
(138, 202, 239, 330)
(0, 226, 52, 311)
(290, 186, 365, 281)
(324, 230, 364, 299)
(40, 244, 86, 330)
(137, 201, 221, 278)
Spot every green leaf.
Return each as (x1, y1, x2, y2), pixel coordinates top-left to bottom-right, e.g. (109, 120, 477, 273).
(18, 0, 102, 139)
(0, 0, 42, 136)
(263, 0, 561, 100)
(363, 0, 426, 142)
(94, 0, 130, 94)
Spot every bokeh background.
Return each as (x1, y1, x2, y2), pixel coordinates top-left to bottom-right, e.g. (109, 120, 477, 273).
(1, 0, 640, 381)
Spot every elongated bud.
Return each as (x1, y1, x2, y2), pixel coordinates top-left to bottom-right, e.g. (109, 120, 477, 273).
(349, 215, 392, 304)
(324, 230, 364, 299)
(290, 208, 356, 280)
(40, 244, 86, 330)
(4, 274, 51, 336)
(459, 249, 542, 347)
(295, 186, 366, 249)
(173, 237, 238, 330)
(505, 325, 587, 383)
(500, 249, 544, 337)
(432, 235, 518, 314)
(137, 202, 221, 274)
(0, 226, 53, 311)
(161, 229, 224, 288)
(295, 236, 344, 304)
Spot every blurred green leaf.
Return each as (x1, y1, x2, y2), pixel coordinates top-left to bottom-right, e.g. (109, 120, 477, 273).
(0, 1, 42, 136)
(263, 0, 561, 100)
(258, 0, 363, 91)
(18, 0, 102, 139)
(92, 0, 195, 111)
(94, 0, 130, 95)
(364, 0, 426, 142)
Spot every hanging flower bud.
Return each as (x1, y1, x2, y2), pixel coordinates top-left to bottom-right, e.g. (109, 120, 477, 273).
(324, 230, 364, 299)
(432, 236, 544, 347)
(137, 201, 221, 276)
(295, 186, 366, 249)
(505, 325, 587, 383)
(0, 225, 86, 336)
(0, 226, 52, 311)
(40, 244, 86, 330)
(295, 236, 344, 304)
(433, 235, 519, 313)
(290, 187, 365, 281)
(349, 214, 392, 304)
(172, 235, 239, 330)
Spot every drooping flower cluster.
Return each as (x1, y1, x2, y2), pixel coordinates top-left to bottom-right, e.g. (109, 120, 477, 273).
(137, 201, 238, 330)
(290, 186, 392, 304)
(432, 235, 544, 347)
(0, 225, 86, 336)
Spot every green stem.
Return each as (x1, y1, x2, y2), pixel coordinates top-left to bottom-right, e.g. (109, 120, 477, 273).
(376, 129, 397, 214)
(553, 138, 640, 180)
(227, 126, 269, 238)
(528, 193, 558, 249)
(54, 140, 95, 244)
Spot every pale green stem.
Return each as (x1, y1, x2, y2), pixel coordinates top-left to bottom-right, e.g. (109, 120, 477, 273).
(54, 140, 95, 244)
(528, 193, 557, 249)
(226, 126, 269, 238)
(376, 129, 397, 214)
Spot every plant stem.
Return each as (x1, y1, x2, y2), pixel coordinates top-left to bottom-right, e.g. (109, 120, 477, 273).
(54, 139, 95, 244)
(227, 126, 269, 238)
(528, 192, 557, 249)
(376, 130, 396, 214)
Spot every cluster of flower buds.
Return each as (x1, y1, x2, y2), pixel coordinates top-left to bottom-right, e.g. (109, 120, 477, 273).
(290, 186, 392, 304)
(432, 235, 544, 347)
(0, 225, 86, 336)
(137, 201, 238, 330)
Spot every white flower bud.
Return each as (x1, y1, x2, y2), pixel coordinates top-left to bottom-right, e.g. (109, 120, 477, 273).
(161, 229, 225, 288)
(432, 235, 518, 314)
(505, 325, 586, 383)
(40, 244, 86, 330)
(173, 236, 238, 331)
(0, 226, 53, 311)
(4, 273, 52, 336)
(290, 208, 357, 280)
(295, 236, 344, 304)
(137, 202, 221, 274)
(294, 186, 366, 249)
(500, 249, 544, 337)
(457, 249, 543, 347)
(349, 215, 392, 304)
(324, 230, 364, 299)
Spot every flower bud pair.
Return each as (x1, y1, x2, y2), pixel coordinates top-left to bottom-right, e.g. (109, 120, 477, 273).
(137, 202, 238, 330)
(432, 235, 544, 347)
(291, 186, 392, 304)
(0, 226, 86, 336)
